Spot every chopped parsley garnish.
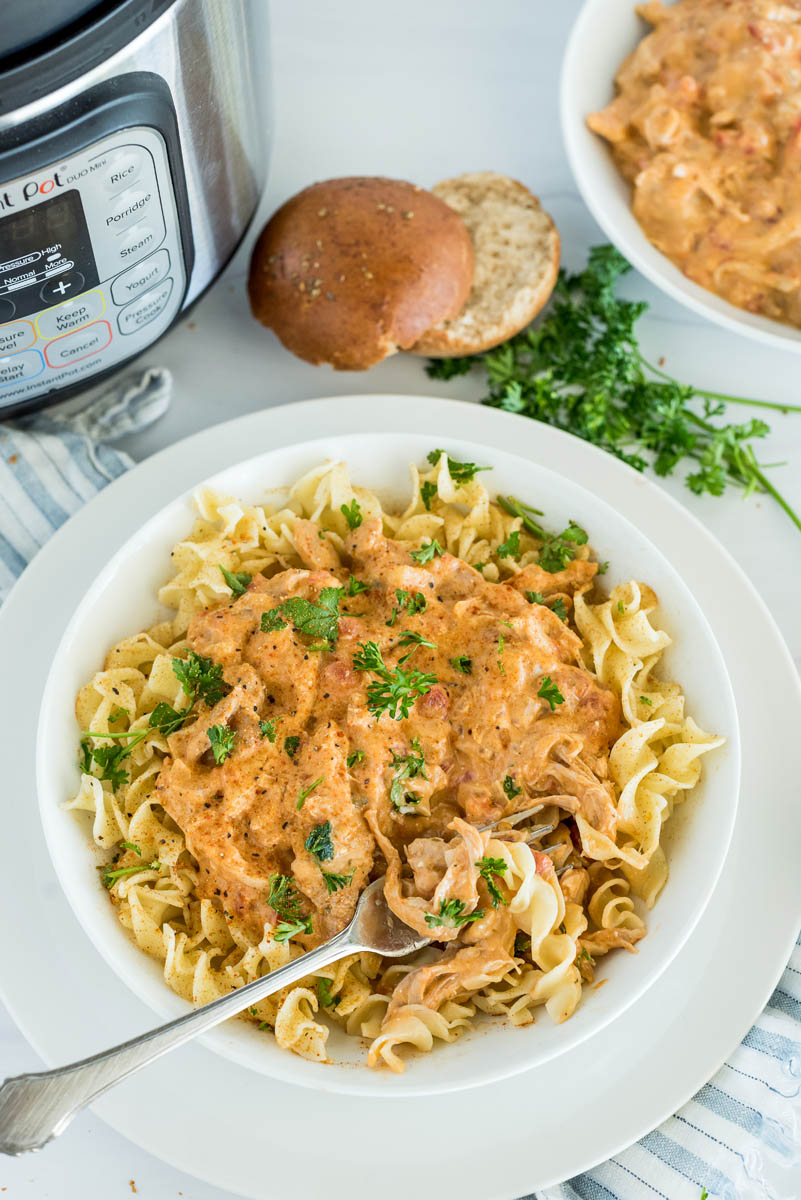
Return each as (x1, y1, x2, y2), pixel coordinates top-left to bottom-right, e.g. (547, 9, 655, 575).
(218, 564, 252, 596)
(476, 856, 508, 908)
(120, 841, 141, 856)
(305, 820, 334, 862)
(597, 561, 609, 575)
(396, 629, 437, 664)
(426, 449, 491, 485)
(267, 873, 302, 920)
(322, 869, 354, 894)
(346, 749, 365, 767)
(420, 480, 437, 510)
(502, 774, 522, 799)
(274, 917, 313, 943)
(148, 701, 187, 736)
(341, 499, 362, 529)
(297, 776, 324, 809)
(389, 737, 427, 813)
(284, 735, 300, 758)
(524, 590, 567, 621)
(577, 947, 596, 967)
(172, 651, 229, 708)
(79, 729, 147, 791)
(261, 587, 344, 648)
(428, 244, 801, 535)
(207, 724, 236, 764)
(640, 695, 653, 706)
(617, 599, 625, 614)
(497, 497, 588, 574)
(347, 574, 370, 597)
(386, 588, 427, 626)
(102, 859, 159, 888)
(538, 676, 565, 710)
(497, 529, 521, 559)
(317, 977, 340, 1007)
(497, 631, 506, 675)
(424, 898, 485, 929)
(450, 655, 472, 674)
(259, 718, 278, 741)
(514, 931, 532, 957)
(353, 641, 437, 721)
(410, 539, 443, 565)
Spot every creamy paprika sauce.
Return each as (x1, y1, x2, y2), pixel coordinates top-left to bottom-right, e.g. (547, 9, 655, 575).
(589, 0, 801, 327)
(155, 518, 619, 950)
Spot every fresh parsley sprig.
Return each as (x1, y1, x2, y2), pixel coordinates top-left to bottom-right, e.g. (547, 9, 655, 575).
(427, 450, 491, 485)
(322, 870, 354, 894)
(207, 723, 236, 764)
(172, 651, 229, 709)
(386, 588, 427, 626)
(427, 244, 801, 534)
(424, 898, 485, 929)
(341, 499, 362, 529)
(102, 859, 160, 888)
(538, 675, 565, 710)
(410, 539, 443, 564)
(498, 496, 587, 574)
(218, 565, 252, 596)
(476, 856, 508, 908)
(389, 737, 427, 813)
(260, 586, 344, 649)
(353, 641, 437, 721)
(305, 821, 335, 862)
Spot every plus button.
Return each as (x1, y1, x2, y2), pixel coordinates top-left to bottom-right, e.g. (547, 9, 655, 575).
(53, 281, 70, 297)
(40, 269, 85, 306)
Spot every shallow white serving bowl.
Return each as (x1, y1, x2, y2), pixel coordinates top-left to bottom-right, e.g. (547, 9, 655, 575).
(561, 0, 801, 352)
(37, 427, 739, 1096)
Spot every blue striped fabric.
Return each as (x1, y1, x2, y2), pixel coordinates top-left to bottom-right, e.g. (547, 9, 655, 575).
(0, 377, 797, 1198)
(531, 937, 801, 1196)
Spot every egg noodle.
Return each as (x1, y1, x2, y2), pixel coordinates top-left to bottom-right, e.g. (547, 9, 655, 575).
(66, 453, 723, 1072)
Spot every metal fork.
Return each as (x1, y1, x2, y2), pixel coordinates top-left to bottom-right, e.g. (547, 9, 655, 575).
(0, 814, 557, 1155)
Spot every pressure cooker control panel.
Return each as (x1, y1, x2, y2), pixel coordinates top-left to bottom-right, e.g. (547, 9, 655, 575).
(0, 126, 185, 409)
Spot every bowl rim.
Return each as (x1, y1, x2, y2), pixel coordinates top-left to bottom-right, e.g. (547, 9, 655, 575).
(560, 0, 801, 353)
(35, 419, 741, 1096)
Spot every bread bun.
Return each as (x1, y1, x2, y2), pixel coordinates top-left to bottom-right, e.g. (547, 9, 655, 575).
(247, 177, 474, 370)
(411, 172, 560, 357)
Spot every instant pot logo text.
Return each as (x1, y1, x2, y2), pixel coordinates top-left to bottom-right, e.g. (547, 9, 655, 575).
(0, 160, 103, 210)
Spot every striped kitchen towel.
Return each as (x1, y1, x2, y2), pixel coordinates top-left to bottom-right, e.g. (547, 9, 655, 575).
(0, 367, 170, 603)
(0, 380, 797, 1200)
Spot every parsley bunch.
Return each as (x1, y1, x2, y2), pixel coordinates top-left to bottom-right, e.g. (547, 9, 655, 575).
(427, 245, 801, 533)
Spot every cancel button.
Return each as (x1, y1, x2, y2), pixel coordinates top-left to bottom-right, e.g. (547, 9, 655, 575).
(111, 248, 170, 306)
(117, 276, 174, 335)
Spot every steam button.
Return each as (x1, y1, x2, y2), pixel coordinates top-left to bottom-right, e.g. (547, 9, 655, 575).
(114, 222, 161, 268)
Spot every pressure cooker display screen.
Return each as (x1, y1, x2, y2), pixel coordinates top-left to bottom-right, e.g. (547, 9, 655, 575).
(0, 189, 99, 320)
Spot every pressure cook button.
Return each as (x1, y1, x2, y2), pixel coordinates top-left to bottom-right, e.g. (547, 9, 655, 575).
(0, 349, 44, 388)
(111, 248, 170, 307)
(115, 222, 160, 268)
(103, 148, 145, 194)
(37, 291, 105, 339)
(44, 320, 112, 368)
(40, 270, 85, 305)
(0, 319, 35, 355)
(117, 277, 174, 335)
(105, 189, 155, 232)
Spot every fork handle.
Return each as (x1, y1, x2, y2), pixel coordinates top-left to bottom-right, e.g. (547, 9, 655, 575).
(0, 928, 356, 1155)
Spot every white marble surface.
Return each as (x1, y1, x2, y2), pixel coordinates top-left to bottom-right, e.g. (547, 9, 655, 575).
(3, 1, 801, 1196)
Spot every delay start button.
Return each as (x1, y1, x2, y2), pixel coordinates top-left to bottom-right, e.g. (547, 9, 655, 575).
(117, 277, 174, 335)
(111, 249, 170, 307)
(44, 320, 112, 368)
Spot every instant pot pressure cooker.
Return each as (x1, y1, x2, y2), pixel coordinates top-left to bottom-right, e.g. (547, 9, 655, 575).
(0, 0, 268, 417)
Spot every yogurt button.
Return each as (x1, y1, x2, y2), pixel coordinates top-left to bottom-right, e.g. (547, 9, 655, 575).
(0, 349, 44, 387)
(111, 248, 170, 306)
(0, 319, 35, 355)
(117, 277, 174, 335)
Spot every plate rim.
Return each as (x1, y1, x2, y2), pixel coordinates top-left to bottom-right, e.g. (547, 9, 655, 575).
(1, 393, 799, 1197)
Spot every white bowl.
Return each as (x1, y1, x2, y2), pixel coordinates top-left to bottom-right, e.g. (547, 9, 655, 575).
(36, 427, 740, 1096)
(561, 0, 801, 352)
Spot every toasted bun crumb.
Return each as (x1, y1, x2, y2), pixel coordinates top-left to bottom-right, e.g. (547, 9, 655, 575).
(247, 177, 474, 370)
(411, 172, 560, 357)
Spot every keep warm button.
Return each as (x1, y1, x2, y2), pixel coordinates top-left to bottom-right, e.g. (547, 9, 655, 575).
(45, 320, 112, 368)
(117, 276, 173, 335)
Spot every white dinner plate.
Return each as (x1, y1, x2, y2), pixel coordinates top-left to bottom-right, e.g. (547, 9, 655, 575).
(36, 426, 739, 1096)
(1, 395, 800, 1198)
